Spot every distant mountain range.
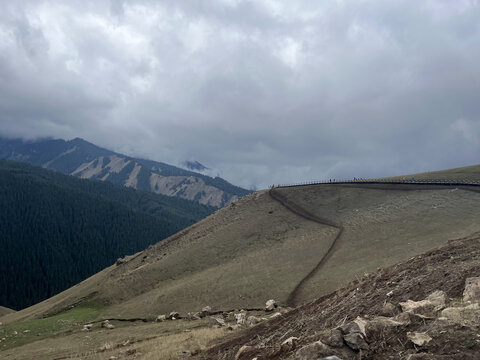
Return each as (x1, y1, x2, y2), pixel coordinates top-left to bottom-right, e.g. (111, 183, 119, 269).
(0, 137, 250, 207)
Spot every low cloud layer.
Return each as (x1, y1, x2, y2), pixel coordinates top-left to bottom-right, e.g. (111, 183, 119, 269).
(1, 0, 479, 188)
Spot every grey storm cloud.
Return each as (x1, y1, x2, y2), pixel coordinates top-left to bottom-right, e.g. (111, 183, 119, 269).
(1, 0, 480, 189)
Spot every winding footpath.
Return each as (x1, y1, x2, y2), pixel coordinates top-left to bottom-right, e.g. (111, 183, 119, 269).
(268, 187, 344, 307)
(269, 180, 480, 307)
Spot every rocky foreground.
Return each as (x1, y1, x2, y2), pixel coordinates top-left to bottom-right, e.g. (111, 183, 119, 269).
(193, 234, 480, 359)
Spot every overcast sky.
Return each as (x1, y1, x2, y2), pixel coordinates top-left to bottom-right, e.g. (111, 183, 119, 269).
(1, 0, 479, 189)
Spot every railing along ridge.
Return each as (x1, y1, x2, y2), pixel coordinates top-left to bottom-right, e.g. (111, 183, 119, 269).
(273, 179, 480, 189)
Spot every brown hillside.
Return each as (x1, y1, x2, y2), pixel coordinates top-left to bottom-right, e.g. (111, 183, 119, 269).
(0, 306, 15, 318)
(3, 166, 480, 326)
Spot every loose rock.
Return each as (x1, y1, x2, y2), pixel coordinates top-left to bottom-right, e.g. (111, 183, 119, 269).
(340, 317, 368, 351)
(294, 340, 330, 359)
(343, 332, 368, 351)
(323, 329, 344, 348)
(187, 312, 201, 320)
(265, 299, 277, 312)
(101, 320, 115, 330)
(168, 311, 180, 320)
(407, 332, 432, 346)
(201, 306, 212, 317)
(246, 315, 261, 325)
(281, 336, 299, 352)
(234, 312, 246, 325)
(441, 303, 480, 326)
(269, 312, 282, 319)
(156, 314, 166, 322)
(463, 277, 480, 301)
(209, 317, 226, 327)
(380, 302, 398, 317)
(234, 345, 258, 360)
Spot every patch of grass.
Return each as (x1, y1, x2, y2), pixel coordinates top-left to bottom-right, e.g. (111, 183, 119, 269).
(0, 300, 105, 351)
(138, 326, 228, 360)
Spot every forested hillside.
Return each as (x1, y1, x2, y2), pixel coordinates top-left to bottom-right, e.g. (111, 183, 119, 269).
(0, 160, 214, 310)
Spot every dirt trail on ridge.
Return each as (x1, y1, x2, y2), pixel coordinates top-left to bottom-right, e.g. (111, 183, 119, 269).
(268, 188, 344, 307)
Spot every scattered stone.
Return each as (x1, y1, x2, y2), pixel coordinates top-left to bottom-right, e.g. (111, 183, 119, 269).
(168, 311, 180, 320)
(386, 290, 394, 297)
(269, 312, 282, 319)
(323, 329, 344, 348)
(319, 357, 343, 360)
(441, 303, 480, 326)
(234, 312, 246, 325)
(463, 277, 480, 301)
(82, 324, 93, 331)
(246, 315, 262, 325)
(209, 317, 226, 327)
(407, 332, 432, 346)
(187, 312, 201, 320)
(365, 316, 402, 341)
(294, 340, 330, 359)
(201, 306, 212, 317)
(399, 290, 446, 317)
(234, 345, 258, 360)
(340, 317, 367, 337)
(281, 337, 299, 352)
(393, 312, 413, 325)
(380, 302, 399, 317)
(12, 331, 17, 336)
(399, 291, 446, 318)
(340, 317, 368, 351)
(343, 332, 368, 351)
(115, 258, 126, 266)
(101, 320, 115, 329)
(109, 356, 118, 360)
(366, 316, 402, 329)
(426, 290, 447, 308)
(265, 299, 277, 312)
(227, 324, 241, 331)
(156, 314, 166, 322)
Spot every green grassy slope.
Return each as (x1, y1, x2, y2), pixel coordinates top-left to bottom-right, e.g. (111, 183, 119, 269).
(3, 164, 480, 327)
(0, 160, 213, 310)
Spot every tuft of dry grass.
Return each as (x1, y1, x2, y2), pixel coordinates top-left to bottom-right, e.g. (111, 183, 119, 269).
(137, 327, 228, 360)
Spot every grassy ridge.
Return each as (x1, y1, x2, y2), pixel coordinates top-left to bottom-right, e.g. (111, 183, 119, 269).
(382, 163, 480, 182)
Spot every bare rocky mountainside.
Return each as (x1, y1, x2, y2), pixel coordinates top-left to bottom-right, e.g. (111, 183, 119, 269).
(0, 137, 250, 207)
